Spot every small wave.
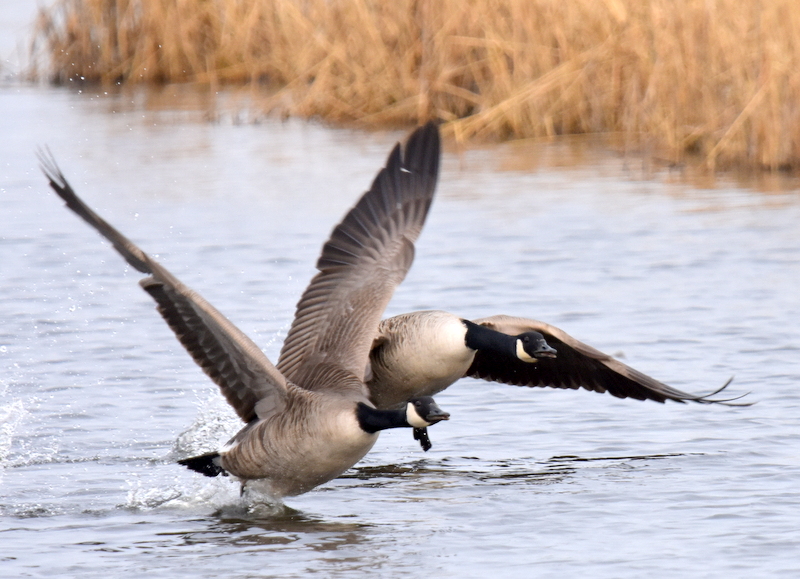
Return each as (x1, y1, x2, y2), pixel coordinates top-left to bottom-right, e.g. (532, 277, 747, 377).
(0, 502, 69, 519)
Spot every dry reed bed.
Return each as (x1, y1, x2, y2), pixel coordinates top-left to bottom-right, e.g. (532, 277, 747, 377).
(32, 0, 800, 170)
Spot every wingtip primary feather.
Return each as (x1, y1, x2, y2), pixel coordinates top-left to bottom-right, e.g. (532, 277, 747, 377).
(37, 147, 153, 274)
(684, 377, 753, 407)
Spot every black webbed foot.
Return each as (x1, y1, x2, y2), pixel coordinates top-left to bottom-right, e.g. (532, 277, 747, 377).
(413, 427, 432, 451)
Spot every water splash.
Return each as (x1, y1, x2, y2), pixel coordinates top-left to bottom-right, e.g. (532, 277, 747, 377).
(123, 393, 253, 513)
(0, 395, 28, 479)
(169, 392, 241, 459)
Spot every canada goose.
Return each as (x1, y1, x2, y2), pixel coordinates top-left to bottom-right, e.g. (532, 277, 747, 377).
(367, 311, 744, 450)
(39, 122, 446, 498)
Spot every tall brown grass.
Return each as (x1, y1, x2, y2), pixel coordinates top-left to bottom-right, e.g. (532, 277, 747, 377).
(32, 0, 800, 170)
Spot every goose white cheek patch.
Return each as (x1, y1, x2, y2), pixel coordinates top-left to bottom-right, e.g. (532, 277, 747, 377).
(406, 402, 432, 427)
(516, 339, 538, 363)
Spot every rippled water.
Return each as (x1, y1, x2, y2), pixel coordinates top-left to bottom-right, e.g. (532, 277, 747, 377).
(3, 68, 800, 579)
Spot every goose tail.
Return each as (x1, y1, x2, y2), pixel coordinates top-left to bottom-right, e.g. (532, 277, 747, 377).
(178, 452, 228, 477)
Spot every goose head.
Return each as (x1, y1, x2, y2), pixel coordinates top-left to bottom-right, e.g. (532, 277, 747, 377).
(406, 396, 450, 428)
(515, 331, 557, 363)
(356, 396, 449, 433)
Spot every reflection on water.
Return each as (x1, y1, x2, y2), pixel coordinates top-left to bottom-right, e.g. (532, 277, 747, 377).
(341, 456, 575, 488)
(492, 134, 800, 195)
(343, 452, 695, 489)
(191, 511, 372, 549)
(547, 452, 690, 464)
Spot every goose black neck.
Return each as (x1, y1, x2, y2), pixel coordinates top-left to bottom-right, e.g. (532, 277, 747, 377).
(462, 319, 516, 357)
(356, 403, 409, 433)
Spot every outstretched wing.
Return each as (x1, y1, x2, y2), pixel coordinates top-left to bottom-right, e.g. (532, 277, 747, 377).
(38, 148, 288, 422)
(469, 315, 744, 405)
(277, 123, 441, 392)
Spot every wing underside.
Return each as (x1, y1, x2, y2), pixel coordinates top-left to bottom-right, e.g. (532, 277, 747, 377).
(469, 315, 743, 405)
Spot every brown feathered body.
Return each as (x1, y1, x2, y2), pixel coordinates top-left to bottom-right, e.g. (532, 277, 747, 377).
(218, 385, 376, 496)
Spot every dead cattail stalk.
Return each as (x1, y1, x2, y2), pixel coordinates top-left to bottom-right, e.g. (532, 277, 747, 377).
(31, 0, 800, 170)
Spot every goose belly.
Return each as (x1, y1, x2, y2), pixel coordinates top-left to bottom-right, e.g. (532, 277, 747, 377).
(220, 406, 377, 497)
(370, 311, 474, 408)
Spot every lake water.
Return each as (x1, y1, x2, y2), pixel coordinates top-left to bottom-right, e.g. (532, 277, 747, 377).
(3, 16, 800, 579)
